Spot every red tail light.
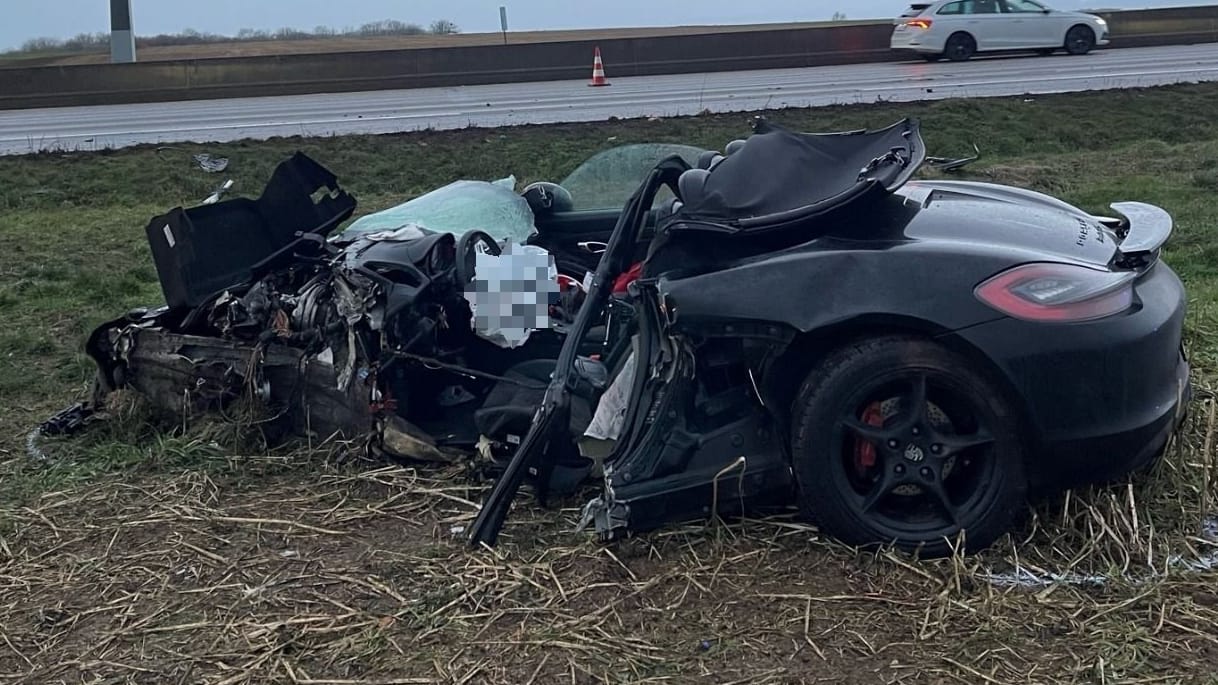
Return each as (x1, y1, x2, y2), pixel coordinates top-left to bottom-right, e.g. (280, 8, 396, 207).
(905, 19, 934, 29)
(974, 263, 1136, 323)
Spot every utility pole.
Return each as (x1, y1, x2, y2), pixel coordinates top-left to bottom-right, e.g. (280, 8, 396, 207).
(110, 0, 136, 63)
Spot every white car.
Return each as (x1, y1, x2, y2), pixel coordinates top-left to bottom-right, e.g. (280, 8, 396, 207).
(890, 0, 1110, 61)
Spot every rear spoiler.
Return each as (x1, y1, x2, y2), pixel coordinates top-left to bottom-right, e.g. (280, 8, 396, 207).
(1101, 202, 1173, 257)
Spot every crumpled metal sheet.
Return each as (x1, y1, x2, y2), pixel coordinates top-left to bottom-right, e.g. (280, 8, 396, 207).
(583, 345, 637, 443)
(926, 144, 981, 173)
(113, 328, 373, 442)
(979, 517, 1218, 588)
(194, 153, 230, 173)
(380, 415, 466, 464)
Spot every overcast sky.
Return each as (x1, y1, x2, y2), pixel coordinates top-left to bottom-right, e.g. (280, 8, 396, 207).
(3, 0, 1211, 50)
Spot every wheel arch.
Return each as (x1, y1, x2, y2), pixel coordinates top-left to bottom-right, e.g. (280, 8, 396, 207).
(942, 30, 979, 60)
(1065, 22, 1099, 45)
(777, 315, 1035, 555)
(761, 314, 1038, 460)
(945, 30, 977, 47)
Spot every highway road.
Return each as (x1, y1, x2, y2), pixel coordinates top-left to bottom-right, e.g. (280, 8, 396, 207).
(2, 43, 1217, 156)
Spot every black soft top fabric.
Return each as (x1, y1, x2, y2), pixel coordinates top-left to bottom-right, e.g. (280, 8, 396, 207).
(673, 118, 922, 225)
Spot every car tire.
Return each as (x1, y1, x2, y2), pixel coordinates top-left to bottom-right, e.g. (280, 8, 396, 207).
(789, 335, 1028, 557)
(944, 33, 976, 62)
(1065, 25, 1096, 55)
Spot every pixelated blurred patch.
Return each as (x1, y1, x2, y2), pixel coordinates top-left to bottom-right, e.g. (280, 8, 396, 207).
(464, 243, 559, 349)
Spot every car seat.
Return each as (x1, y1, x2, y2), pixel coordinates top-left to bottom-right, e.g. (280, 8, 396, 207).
(472, 357, 607, 494)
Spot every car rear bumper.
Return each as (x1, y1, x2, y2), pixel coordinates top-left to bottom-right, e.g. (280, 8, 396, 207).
(890, 30, 939, 52)
(952, 262, 1190, 492)
(1032, 370, 1187, 489)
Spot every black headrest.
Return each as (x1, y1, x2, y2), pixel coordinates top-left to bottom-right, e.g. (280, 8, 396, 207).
(677, 169, 711, 207)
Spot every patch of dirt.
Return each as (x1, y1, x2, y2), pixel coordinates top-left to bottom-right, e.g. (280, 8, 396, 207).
(3, 446, 1217, 684)
(0, 459, 924, 683)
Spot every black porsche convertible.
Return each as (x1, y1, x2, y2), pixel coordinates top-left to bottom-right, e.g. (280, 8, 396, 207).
(53, 117, 1191, 556)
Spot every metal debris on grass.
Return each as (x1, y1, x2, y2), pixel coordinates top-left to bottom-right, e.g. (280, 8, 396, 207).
(978, 520, 1218, 588)
(926, 143, 981, 172)
(203, 179, 234, 205)
(194, 153, 230, 173)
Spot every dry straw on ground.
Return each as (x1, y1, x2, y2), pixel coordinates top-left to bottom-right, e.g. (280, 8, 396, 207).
(1, 383, 1216, 684)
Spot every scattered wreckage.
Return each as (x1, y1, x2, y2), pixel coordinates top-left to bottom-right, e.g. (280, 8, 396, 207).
(46, 118, 1191, 555)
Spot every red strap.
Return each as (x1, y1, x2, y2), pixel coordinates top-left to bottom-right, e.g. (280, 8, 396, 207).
(613, 262, 644, 294)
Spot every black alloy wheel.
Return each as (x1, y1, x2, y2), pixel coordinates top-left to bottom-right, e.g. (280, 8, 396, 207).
(1065, 25, 1096, 55)
(790, 336, 1027, 556)
(944, 33, 977, 62)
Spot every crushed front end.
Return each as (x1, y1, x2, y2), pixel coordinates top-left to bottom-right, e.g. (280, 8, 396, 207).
(70, 152, 515, 467)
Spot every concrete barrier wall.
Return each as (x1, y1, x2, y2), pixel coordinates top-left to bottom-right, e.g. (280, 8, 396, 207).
(2, 6, 1216, 110)
(1097, 5, 1218, 46)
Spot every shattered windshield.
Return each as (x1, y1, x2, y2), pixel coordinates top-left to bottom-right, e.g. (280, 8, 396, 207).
(559, 144, 706, 211)
(341, 176, 538, 244)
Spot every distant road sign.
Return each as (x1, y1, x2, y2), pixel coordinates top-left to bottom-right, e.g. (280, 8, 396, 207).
(110, 0, 136, 63)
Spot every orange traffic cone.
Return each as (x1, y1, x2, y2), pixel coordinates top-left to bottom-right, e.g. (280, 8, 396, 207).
(589, 47, 611, 87)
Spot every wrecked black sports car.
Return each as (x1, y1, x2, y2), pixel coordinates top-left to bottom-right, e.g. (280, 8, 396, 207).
(56, 118, 1191, 556)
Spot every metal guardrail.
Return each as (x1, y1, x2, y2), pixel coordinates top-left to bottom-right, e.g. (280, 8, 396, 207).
(0, 5, 1216, 110)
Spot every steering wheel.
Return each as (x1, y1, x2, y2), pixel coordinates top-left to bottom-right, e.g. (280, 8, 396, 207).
(455, 230, 503, 285)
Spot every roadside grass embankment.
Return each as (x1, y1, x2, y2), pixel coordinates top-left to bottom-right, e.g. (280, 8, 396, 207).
(0, 83, 1215, 683)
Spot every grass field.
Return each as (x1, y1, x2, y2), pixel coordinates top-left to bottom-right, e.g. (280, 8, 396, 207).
(1, 84, 1217, 684)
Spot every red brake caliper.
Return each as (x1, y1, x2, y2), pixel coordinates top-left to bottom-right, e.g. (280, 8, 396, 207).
(853, 402, 885, 476)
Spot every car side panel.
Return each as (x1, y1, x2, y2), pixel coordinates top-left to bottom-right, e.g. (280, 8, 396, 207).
(929, 3, 970, 51)
(659, 241, 1190, 495)
(658, 240, 1023, 336)
(966, 12, 1013, 50)
(1050, 13, 1082, 46)
(1010, 12, 1060, 47)
(917, 25, 951, 52)
(1048, 14, 1082, 46)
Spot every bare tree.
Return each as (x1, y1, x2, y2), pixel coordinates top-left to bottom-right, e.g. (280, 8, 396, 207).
(20, 37, 66, 53)
(832, 11, 848, 20)
(3, 17, 456, 57)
